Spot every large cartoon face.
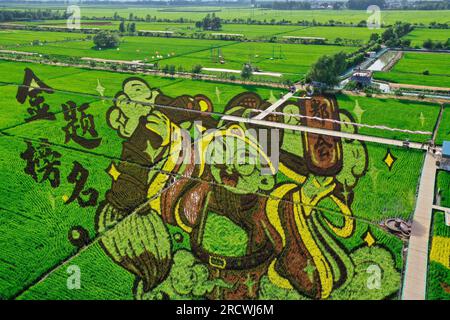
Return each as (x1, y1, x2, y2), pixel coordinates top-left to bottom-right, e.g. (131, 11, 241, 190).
(107, 78, 160, 138)
(207, 127, 275, 195)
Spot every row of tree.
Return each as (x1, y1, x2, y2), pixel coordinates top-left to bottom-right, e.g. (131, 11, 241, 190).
(347, 0, 386, 10)
(0, 9, 65, 22)
(380, 22, 414, 47)
(306, 21, 414, 87)
(119, 21, 136, 34)
(410, 1, 450, 10)
(423, 39, 450, 50)
(259, 1, 314, 10)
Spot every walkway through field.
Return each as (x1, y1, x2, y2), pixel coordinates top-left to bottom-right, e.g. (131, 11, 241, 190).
(402, 152, 437, 300)
(252, 86, 299, 120)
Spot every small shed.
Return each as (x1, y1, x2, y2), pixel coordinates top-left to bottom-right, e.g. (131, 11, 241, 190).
(443, 141, 450, 159)
(439, 141, 450, 172)
(350, 69, 373, 87)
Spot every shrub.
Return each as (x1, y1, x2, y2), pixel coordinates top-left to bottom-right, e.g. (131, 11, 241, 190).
(93, 31, 120, 49)
(241, 63, 253, 80)
(191, 64, 203, 74)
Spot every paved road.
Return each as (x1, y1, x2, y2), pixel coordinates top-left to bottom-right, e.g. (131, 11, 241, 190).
(402, 152, 438, 300)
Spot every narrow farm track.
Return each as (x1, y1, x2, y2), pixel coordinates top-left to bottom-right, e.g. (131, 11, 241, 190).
(252, 87, 298, 120)
(390, 82, 450, 93)
(432, 104, 445, 143)
(401, 104, 447, 300)
(402, 152, 438, 300)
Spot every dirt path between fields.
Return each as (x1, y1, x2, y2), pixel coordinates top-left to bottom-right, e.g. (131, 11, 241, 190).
(402, 152, 438, 300)
(389, 82, 450, 92)
(342, 90, 450, 105)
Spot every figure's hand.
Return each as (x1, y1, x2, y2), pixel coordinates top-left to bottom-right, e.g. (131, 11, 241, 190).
(107, 78, 160, 138)
(145, 111, 172, 147)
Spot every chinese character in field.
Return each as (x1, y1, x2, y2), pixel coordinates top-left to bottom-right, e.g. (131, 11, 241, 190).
(20, 139, 61, 188)
(311, 100, 330, 125)
(61, 102, 102, 149)
(66, 161, 98, 207)
(314, 135, 333, 161)
(16, 68, 56, 122)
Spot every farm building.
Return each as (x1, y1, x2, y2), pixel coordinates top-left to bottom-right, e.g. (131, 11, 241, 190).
(439, 141, 450, 172)
(350, 69, 373, 87)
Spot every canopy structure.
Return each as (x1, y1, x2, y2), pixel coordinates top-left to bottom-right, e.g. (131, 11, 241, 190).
(443, 141, 450, 159)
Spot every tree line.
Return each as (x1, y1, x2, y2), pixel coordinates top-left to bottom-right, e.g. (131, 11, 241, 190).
(423, 39, 450, 50)
(347, 0, 386, 10)
(0, 9, 66, 22)
(306, 22, 413, 87)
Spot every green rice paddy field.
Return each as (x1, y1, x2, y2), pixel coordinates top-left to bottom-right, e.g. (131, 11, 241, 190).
(5, 6, 450, 25)
(0, 32, 357, 81)
(0, 59, 428, 299)
(374, 52, 450, 88)
(0, 6, 448, 299)
(436, 106, 450, 146)
(15, 20, 384, 43)
(437, 171, 450, 208)
(426, 211, 450, 300)
(0, 29, 87, 48)
(403, 28, 450, 47)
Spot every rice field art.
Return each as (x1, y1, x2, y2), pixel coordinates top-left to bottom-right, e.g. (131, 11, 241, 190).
(1, 0, 450, 306)
(1, 68, 418, 301)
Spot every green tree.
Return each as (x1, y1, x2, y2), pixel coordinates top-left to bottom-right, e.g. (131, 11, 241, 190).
(241, 63, 253, 80)
(168, 65, 176, 75)
(119, 20, 125, 33)
(423, 38, 434, 49)
(370, 33, 379, 42)
(199, 13, 222, 31)
(306, 52, 347, 87)
(192, 64, 203, 74)
(129, 22, 136, 34)
(93, 31, 120, 49)
(382, 28, 395, 42)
